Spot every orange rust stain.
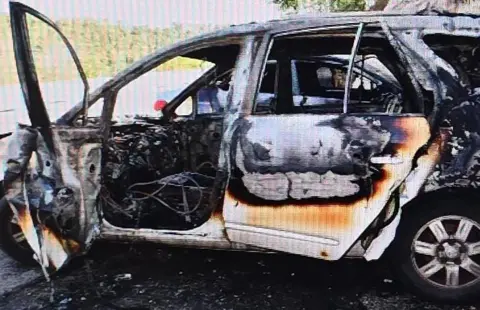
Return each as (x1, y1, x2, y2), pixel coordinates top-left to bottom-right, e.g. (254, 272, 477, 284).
(41, 225, 68, 269)
(320, 251, 328, 258)
(426, 127, 450, 160)
(41, 225, 80, 256)
(41, 226, 63, 246)
(395, 117, 447, 176)
(18, 206, 76, 269)
(211, 211, 226, 225)
(17, 207, 35, 241)
(372, 164, 394, 195)
(418, 133, 443, 166)
(225, 190, 360, 235)
(62, 238, 81, 254)
(225, 155, 402, 237)
(213, 208, 223, 217)
(393, 117, 431, 156)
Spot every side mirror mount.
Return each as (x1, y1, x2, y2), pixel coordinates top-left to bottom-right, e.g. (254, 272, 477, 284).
(175, 96, 194, 117)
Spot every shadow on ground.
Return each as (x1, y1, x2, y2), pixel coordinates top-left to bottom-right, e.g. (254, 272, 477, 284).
(0, 242, 478, 310)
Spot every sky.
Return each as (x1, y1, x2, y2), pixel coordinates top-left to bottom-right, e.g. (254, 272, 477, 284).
(1, 0, 285, 28)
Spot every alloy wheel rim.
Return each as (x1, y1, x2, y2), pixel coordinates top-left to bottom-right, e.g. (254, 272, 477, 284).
(412, 215, 480, 288)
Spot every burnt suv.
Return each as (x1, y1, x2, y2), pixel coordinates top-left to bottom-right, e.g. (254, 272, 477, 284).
(2, 1, 480, 302)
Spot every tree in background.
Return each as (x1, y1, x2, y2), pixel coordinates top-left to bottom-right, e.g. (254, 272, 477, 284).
(383, 0, 477, 13)
(0, 14, 220, 85)
(273, 0, 366, 12)
(273, 0, 475, 12)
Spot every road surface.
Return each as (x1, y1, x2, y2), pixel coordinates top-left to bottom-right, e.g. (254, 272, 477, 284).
(0, 251, 40, 297)
(0, 243, 478, 310)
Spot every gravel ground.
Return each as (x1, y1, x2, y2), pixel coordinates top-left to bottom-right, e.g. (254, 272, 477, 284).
(0, 251, 41, 297)
(0, 243, 479, 310)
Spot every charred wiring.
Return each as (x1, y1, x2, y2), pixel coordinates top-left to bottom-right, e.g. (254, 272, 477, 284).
(101, 119, 222, 230)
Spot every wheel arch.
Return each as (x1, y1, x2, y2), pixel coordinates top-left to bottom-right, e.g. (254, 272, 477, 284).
(363, 186, 480, 261)
(402, 187, 480, 214)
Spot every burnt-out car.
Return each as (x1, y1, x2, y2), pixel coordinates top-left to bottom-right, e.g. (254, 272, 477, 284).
(3, 1, 480, 302)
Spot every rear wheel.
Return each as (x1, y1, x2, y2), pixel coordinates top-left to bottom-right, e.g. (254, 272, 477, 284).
(390, 198, 480, 302)
(0, 197, 36, 266)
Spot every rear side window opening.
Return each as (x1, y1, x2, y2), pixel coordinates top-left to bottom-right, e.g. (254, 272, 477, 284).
(254, 25, 423, 116)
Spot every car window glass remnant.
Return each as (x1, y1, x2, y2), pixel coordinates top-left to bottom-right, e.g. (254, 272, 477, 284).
(26, 14, 85, 121)
(175, 96, 194, 116)
(254, 25, 408, 115)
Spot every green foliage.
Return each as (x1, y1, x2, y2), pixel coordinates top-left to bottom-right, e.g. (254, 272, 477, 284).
(273, 0, 366, 12)
(275, 0, 301, 9)
(0, 14, 218, 85)
(332, 0, 365, 11)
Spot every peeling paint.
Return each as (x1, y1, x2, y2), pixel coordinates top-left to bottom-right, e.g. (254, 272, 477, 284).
(234, 115, 392, 201)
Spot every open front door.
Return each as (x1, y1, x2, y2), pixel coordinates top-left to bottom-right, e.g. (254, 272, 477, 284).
(3, 2, 102, 273)
(223, 24, 431, 260)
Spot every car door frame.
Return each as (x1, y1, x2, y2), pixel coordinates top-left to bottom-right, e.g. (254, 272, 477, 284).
(4, 2, 102, 273)
(10, 1, 90, 130)
(222, 22, 431, 261)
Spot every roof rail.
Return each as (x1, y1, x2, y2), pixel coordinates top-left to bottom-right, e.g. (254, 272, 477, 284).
(280, 9, 480, 20)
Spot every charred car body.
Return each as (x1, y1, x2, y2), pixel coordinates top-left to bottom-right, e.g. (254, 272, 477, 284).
(2, 1, 480, 302)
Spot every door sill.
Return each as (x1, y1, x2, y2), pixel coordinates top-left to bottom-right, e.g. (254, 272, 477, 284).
(225, 222, 341, 260)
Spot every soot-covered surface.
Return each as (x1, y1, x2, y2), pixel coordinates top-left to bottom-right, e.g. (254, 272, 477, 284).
(0, 243, 478, 310)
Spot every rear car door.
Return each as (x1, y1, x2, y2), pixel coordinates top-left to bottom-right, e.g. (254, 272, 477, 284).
(3, 2, 102, 273)
(223, 23, 430, 260)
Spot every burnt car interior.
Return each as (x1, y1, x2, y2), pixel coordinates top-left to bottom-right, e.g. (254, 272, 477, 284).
(423, 34, 480, 93)
(101, 44, 240, 230)
(254, 25, 424, 116)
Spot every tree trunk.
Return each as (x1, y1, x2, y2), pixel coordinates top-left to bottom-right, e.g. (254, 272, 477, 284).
(368, 0, 389, 10)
